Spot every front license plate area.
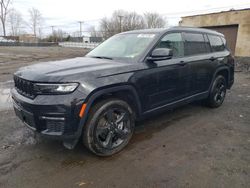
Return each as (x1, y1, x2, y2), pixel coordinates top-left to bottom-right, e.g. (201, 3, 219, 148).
(13, 101, 36, 130)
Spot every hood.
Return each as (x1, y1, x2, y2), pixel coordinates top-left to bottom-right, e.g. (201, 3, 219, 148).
(15, 57, 133, 82)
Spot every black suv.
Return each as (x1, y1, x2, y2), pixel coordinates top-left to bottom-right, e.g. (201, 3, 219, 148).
(12, 27, 234, 156)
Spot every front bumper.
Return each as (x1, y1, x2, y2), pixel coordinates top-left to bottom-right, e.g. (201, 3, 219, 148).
(11, 88, 85, 140)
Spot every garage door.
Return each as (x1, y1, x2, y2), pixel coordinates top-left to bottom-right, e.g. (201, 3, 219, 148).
(203, 25, 238, 55)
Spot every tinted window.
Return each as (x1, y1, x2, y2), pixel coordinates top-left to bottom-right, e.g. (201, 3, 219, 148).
(184, 33, 209, 56)
(208, 35, 225, 52)
(156, 33, 184, 57)
(220, 37, 227, 47)
(204, 34, 211, 52)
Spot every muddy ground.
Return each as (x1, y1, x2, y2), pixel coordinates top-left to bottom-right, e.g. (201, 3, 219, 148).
(0, 46, 86, 82)
(0, 47, 249, 188)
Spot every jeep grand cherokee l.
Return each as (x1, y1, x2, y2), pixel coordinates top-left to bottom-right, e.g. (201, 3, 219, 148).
(12, 27, 234, 156)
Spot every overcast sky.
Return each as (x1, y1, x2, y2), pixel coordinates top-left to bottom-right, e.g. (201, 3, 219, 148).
(7, 0, 250, 35)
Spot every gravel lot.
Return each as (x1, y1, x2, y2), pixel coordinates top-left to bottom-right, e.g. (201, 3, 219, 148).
(0, 46, 86, 82)
(0, 47, 249, 188)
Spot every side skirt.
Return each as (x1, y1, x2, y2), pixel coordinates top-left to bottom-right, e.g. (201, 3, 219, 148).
(142, 91, 209, 117)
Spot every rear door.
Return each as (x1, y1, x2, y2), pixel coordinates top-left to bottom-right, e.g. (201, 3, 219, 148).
(207, 34, 231, 83)
(183, 32, 215, 95)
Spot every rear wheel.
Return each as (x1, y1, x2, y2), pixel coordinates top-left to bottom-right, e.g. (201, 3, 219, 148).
(83, 98, 135, 156)
(206, 75, 227, 108)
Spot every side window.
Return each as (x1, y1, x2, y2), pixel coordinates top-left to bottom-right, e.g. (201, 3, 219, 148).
(204, 34, 211, 52)
(156, 33, 184, 58)
(183, 32, 209, 56)
(208, 35, 225, 52)
(220, 37, 227, 48)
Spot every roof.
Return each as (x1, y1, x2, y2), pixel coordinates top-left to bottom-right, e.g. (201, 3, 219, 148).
(121, 26, 223, 36)
(181, 8, 250, 18)
(121, 28, 166, 34)
(170, 26, 224, 36)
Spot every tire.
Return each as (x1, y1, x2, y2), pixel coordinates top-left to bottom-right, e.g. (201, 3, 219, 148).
(83, 98, 135, 156)
(206, 75, 227, 108)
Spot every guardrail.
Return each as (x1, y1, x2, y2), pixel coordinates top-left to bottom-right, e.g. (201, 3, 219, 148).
(58, 42, 100, 49)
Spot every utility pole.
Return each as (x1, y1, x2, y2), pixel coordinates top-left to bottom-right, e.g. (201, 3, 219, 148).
(50, 26, 55, 34)
(78, 21, 84, 38)
(118, 15, 123, 33)
(50, 26, 55, 42)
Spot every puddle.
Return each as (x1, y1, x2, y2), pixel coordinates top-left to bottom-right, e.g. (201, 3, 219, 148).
(0, 80, 13, 111)
(61, 159, 86, 167)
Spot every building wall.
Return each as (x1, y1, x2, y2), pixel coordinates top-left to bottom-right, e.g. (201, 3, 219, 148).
(180, 9, 250, 57)
(19, 34, 39, 43)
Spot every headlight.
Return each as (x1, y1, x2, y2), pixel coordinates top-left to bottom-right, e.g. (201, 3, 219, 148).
(34, 83, 79, 94)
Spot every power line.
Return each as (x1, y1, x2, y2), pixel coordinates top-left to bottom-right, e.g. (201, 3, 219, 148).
(161, 3, 250, 16)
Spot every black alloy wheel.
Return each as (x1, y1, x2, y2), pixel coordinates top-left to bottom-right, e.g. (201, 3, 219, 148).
(207, 75, 227, 108)
(95, 107, 131, 150)
(83, 99, 135, 156)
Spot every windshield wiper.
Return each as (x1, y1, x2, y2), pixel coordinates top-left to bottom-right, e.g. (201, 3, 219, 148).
(91, 56, 113, 60)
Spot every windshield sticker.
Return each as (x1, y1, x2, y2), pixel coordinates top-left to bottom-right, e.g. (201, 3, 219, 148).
(137, 34, 155, 38)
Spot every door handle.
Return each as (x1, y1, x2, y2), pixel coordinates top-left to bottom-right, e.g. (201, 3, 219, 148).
(209, 56, 217, 61)
(178, 61, 187, 66)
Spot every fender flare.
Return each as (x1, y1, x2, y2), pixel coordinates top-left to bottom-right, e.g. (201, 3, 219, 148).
(75, 84, 142, 138)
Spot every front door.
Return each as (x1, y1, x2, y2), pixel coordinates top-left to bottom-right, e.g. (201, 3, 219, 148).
(146, 32, 190, 109)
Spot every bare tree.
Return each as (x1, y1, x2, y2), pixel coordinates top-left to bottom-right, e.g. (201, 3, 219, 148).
(0, 0, 11, 36)
(8, 9, 23, 36)
(123, 11, 145, 31)
(28, 7, 43, 37)
(100, 10, 145, 39)
(144, 12, 167, 28)
(99, 10, 169, 38)
(52, 29, 66, 42)
(100, 17, 117, 39)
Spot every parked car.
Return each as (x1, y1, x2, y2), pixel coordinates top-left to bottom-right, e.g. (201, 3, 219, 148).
(0, 36, 16, 43)
(12, 27, 234, 156)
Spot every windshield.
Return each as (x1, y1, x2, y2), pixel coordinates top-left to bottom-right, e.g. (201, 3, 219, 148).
(86, 33, 156, 60)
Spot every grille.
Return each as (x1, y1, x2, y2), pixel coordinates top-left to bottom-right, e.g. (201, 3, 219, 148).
(14, 76, 36, 99)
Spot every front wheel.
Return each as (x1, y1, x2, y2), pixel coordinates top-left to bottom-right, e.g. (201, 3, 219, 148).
(83, 98, 135, 156)
(206, 75, 227, 108)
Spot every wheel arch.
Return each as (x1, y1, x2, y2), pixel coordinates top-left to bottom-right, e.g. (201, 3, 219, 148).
(76, 84, 142, 137)
(211, 66, 230, 90)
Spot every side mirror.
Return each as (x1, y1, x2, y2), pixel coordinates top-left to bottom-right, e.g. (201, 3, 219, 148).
(147, 48, 173, 61)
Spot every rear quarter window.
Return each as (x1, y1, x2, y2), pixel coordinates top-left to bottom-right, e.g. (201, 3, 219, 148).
(208, 34, 225, 52)
(183, 33, 210, 56)
(220, 37, 227, 49)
